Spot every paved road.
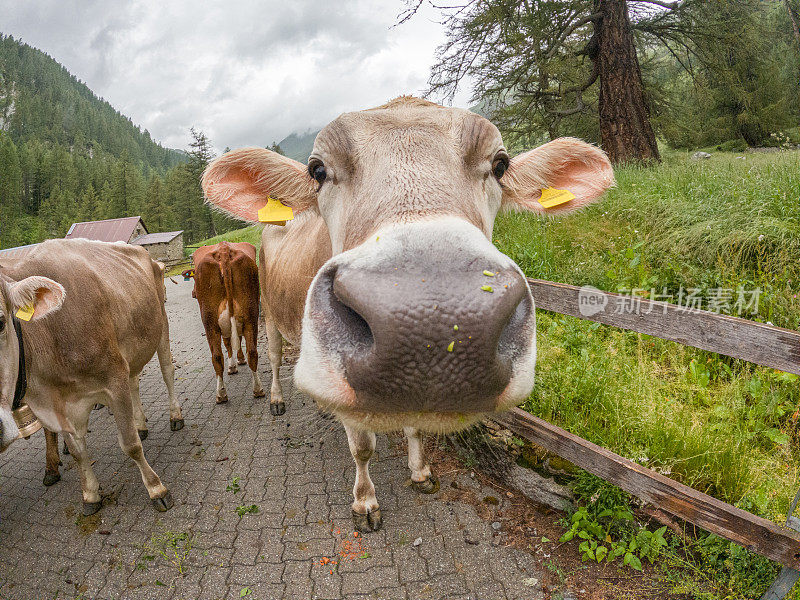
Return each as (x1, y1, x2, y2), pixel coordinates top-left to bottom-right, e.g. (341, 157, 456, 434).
(0, 278, 544, 600)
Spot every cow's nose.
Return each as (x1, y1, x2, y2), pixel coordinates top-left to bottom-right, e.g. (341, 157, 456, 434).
(308, 258, 533, 413)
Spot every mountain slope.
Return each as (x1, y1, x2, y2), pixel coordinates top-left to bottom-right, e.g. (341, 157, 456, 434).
(0, 34, 183, 172)
(0, 35, 229, 250)
(277, 129, 318, 163)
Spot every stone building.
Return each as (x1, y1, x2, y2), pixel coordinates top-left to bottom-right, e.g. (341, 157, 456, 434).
(130, 231, 185, 266)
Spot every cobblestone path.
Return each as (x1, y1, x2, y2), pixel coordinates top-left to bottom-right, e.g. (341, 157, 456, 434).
(0, 278, 544, 600)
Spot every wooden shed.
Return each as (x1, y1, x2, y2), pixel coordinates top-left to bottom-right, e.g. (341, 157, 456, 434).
(65, 216, 148, 243)
(0, 243, 39, 267)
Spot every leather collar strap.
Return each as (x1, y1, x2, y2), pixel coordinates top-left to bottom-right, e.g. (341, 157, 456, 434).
(12, 314, 26, 410)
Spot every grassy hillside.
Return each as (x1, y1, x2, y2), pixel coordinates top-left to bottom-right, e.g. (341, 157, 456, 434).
(493, 149, 800, 599)
(190, 224, 263, 251)
(163, 225, 262, 276)
(494, 150, 800, 501)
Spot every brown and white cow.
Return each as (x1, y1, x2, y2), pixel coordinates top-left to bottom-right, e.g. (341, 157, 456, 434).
(202, 96, 614, 532)
(191, 241, 267, 408)
(0, 239, 182, 515)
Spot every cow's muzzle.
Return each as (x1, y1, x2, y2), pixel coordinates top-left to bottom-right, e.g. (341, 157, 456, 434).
(295, 219, 538, 419)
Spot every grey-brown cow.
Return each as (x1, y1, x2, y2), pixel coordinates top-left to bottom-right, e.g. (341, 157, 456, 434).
(203, 96, 614, 532)
(0, 239, 182, 514)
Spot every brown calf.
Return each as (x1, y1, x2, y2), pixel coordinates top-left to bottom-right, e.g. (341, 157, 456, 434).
(191, 241, 270, 409)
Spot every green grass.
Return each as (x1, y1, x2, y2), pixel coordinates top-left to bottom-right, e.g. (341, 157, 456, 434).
(493, 149, 800, 599)
(493, 150, 800, 507)
(165, 224, 263, 276)
(494, 150, 800, 328)
(188, 225, 263, 254)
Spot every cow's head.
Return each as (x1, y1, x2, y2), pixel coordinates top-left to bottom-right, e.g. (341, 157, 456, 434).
(0, 274, 64, 450)
(203, 97, 614, 431)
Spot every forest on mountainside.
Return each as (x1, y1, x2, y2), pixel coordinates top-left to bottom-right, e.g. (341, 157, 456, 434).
(0, 35, 241, 248)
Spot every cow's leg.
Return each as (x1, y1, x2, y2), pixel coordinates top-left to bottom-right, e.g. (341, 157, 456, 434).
(404, 427, 439, 494)
(130, 374, 148, 441)
(237, 334, 246, 365)
(265, 317, 285, 416)
(344, 423, 382, 532)
(63, 429, 102, 515)
(243, 321, 265, 399)
(206, 327, 228, 403)
(157, 312, 183, 431)
(106, 377, 173, 512)
(223, 335, 238, 375)
(43, 429, 61, 486)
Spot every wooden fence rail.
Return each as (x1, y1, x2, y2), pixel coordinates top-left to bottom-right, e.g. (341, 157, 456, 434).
(495, 407, 800, 569)
(527, 279, 800, 375)
(501, 279, 800, 575)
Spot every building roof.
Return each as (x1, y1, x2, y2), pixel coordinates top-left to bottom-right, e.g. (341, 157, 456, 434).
(0, 243, 39, 262)
(131, 231, 184, 245)
(65, 216, 146, 243)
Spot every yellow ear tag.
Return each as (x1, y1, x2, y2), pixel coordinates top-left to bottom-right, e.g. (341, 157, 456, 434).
(257, 197, 294, 226)
(15, 305, 34, 322)
(537, 187, 576, 209)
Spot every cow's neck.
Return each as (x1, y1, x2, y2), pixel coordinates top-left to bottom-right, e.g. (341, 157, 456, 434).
(11, 314, 27, 410)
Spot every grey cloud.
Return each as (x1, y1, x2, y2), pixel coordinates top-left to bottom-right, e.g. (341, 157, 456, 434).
(0, 0, 473, 153)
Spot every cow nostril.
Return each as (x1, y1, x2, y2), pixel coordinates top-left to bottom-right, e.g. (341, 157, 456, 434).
(331, 290, 374, 350)
(313, 266, 374, 355)
(497, 285, 533, 357)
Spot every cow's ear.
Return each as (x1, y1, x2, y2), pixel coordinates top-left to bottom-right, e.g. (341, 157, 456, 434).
(501, 138, 615, 215)
(202, 148, 317, 223)
(8, 276, 65, 321)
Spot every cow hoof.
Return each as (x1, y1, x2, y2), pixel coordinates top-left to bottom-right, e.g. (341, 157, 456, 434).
(83, 501, 103, 516)
(170, 418, 185, 431)
(62, 442, 70, 455)
(254, 388, 266, 399)
(270, 402, 286, 416)
(43, 473, 61, 486)
(227, 366, 238, 375)
(138, 429, 149, 441)
(216, 394, 229, 404)
(352, 509, 382, 533)
(238, 358, 247, 365)
(151, 491, 174, 512)
(411, 474, 440, 495)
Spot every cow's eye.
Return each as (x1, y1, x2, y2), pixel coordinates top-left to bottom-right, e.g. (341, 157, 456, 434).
(308, 160, 327, 186)
(0, 315, 5, 333)
(492, 153, 509, 179)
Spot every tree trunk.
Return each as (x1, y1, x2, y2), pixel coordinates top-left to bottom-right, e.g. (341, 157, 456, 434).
(594, 0, 660, 163)
(785, 0, 800, 84)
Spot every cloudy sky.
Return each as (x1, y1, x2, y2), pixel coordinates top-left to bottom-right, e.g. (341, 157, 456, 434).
(1, 0, 474, 152)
